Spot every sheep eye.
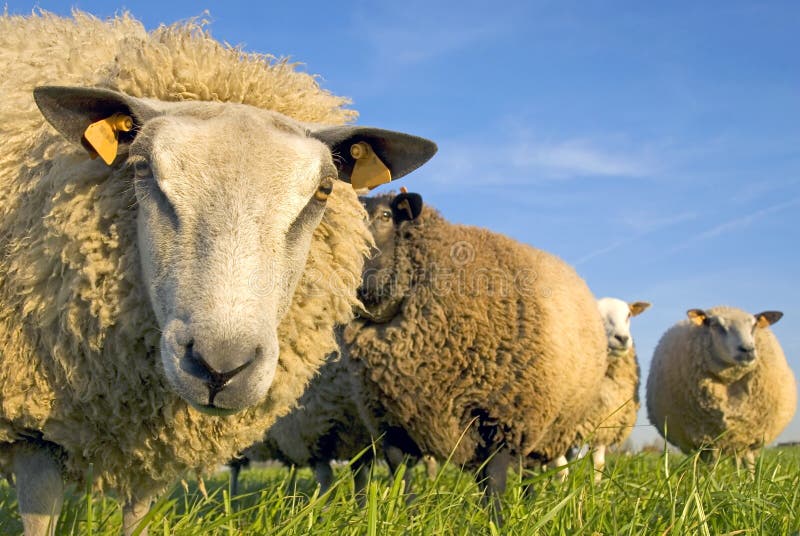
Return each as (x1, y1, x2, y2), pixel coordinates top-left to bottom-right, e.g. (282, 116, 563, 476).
(131, 158, 152, 178)
(381, 210, 392, 221)
(314, 177, 334, 202)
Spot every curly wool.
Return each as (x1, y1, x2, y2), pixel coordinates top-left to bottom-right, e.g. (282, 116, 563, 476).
(0, 11, 370, 500)
(344, 199, 607, 468)
(247, 351, 374, 468)
(572, 346, 640, 448)
(646, 306, 797, 455)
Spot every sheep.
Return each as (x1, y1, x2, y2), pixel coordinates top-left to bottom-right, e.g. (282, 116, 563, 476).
(0, 11, 435, 536)
(646, 306, 797, 469)
(229, 192, 424, 499)
(229, 349, 376, 499)
(343, 193, 607, 513)
(527, 298, 650, 482)
(563, 298, 650, 482)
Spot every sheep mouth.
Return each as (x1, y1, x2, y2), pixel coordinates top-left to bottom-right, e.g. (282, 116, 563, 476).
(735, 353, 757, 366)
(607, 343, 629, 356)
(188, 402, 240, 417)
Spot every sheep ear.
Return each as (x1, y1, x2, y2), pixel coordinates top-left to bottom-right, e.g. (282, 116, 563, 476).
(310, 126, 437, 190)
(33, 86, 157, 165)
(390, 192, 423, 223)
(629, 302, 651, 317)
(687, 309, 708, 326)
(755, 311, 783, 328)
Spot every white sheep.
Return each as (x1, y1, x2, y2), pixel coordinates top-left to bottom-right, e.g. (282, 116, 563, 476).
(646, 306, 797, 469)
(566, 298, 650, 482)
(0, 12, 434, 536)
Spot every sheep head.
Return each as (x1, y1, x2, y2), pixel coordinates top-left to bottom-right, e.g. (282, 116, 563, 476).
(33, 86, 436, 415)
(597, 298, 650, 358)
(357, 192, 423, 322)
(687, 307, 783, 368)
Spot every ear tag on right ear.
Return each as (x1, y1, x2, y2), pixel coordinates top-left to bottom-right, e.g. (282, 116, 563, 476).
(350, 141, 391, 190)
(83, 113, 133, 165)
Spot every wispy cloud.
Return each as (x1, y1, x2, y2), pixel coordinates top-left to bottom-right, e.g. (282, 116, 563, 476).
(423, 134, 656, 188)
(353, 3, 510, 67)
(573, 211, 697, 266)
(510, 138, 653, 178)
(667, 197, 800, 254)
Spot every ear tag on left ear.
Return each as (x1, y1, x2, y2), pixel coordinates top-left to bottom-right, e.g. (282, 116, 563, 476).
(350, 141, 391, 190)
(83, 113, 133, 165)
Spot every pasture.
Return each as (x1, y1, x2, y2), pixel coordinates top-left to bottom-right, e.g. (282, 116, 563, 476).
(1, 446, 797, 535)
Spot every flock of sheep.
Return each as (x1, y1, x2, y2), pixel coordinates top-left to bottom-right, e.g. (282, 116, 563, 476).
(0, 11, 796, 536)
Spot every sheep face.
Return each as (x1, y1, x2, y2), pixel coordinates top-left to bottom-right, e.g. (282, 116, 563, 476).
(361, 197, 398, 298)
(687, 308, 783, 368)
(597, 298, 650, 358)
(357, 193, 423, 321)
(33, 86, 436, 414)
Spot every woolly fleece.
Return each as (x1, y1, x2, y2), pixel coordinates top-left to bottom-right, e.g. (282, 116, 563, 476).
(646, 306, 797, 456)
(0, 11, 370, 500)
(572, 345, 640, 448)
(344, 197, 607, 467)
(248, 350, 374, 469)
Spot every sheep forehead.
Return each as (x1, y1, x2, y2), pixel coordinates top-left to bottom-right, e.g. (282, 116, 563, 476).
(136, 105, 330, 213)
(707, 307, 756, 334)
(597, 298, 630, 332)
(361, 196, 393, 219)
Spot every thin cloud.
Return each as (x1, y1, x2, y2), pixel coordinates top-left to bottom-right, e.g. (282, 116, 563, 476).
(423, 135, 655, 188)
(668, 197, 800, 254)
(353, 4, 510, 67)
(574, 211, 697, 266)
(511, 139, 653, 178)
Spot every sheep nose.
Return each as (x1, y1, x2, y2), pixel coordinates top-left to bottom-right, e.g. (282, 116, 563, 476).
(615, 334, 630, 346)
(737, 345, 756, 363)
(181, 342, 258, 404)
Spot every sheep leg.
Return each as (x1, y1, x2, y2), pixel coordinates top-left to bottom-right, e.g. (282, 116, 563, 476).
(565, 445, 581, 462)
(743, 450, 757, 475)
(349, 456, 372, 508)
(478, 447, 511, 526)
(553, 455, 569, 482)
(384, 443, 416, 498)
(229, 462, 242, 497)
(313, 460, 334, 495)
(12, 445, 63, 536)
(592, 445, 606, 483)
(423, 455, 438, 480)
(122, 495, 152, 536)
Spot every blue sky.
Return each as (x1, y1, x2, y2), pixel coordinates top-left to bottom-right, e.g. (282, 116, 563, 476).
(6, 1, 799, 447)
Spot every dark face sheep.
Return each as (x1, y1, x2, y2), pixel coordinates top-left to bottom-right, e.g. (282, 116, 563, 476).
(358, 192, 423, 320)
(34, 87, 435, 415)
(687, 308, 783, 367)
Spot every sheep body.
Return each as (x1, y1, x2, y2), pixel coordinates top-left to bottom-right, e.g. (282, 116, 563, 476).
(344, 198, 607, 478)
(646, 306, 796, 460)
(0, 11, 371, 503)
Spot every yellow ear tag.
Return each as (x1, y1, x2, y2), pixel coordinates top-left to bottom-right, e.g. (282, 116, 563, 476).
(83, 113, 133, 165)
(350, 141, 391, 190)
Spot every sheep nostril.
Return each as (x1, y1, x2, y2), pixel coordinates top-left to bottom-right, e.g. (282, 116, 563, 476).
(615, 334, 630, 346)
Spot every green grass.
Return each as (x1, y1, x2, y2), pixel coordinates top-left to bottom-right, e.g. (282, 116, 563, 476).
(1, 446, 798, 535)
